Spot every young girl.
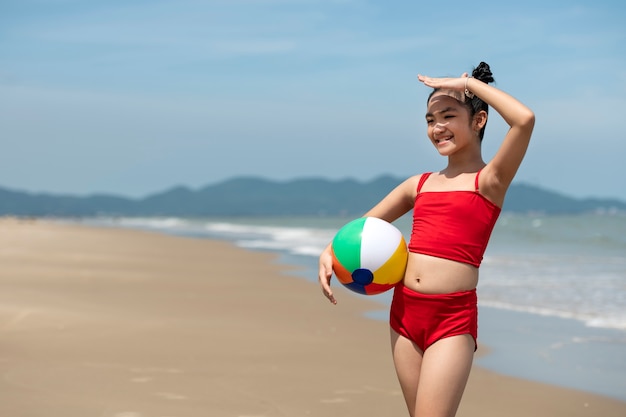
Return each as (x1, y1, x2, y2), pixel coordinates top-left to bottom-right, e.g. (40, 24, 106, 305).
(318, 62, 535, 417)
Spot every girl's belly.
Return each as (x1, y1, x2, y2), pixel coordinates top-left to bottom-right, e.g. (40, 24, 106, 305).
(403, 252, 479, 294)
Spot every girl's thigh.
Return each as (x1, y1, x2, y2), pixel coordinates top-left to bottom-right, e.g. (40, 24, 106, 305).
(415, 334, 475, 417)
(390, 329, 423, 417)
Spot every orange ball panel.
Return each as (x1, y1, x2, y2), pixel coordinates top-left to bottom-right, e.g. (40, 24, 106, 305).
(331, 249, 354, 285)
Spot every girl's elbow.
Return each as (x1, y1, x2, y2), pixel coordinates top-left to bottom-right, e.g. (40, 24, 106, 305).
(522, 109, 536, 129)
(514, 110, 535, 135)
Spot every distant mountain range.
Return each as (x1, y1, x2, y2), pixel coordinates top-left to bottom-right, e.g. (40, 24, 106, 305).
(1, 176, 625, 217)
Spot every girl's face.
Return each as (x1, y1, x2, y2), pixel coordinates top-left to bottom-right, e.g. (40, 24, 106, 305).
(425, 92, 476, 156)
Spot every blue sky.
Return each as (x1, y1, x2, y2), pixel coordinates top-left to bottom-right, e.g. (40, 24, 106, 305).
(1, 0, 625, 201)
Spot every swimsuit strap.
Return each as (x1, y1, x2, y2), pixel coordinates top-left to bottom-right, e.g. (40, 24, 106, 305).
(417, 172, 432, 193)
(417, 170, 482, 193)
(475, 169, 482, 192)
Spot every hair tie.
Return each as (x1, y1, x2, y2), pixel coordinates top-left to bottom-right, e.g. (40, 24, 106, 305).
(464, 77, 475, 99)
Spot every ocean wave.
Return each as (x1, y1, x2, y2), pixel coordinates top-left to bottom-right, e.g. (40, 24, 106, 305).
(479, 300, 626, 331)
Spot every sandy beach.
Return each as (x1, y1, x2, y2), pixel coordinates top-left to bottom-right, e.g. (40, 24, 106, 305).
(0, 218, 624, 417)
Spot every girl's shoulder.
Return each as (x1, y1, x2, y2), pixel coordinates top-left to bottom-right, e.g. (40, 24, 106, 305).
(403, 173, 428, 190)
(397, 173, 431, 200)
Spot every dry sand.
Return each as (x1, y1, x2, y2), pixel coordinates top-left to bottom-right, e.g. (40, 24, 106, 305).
(0, 218, 624, 417)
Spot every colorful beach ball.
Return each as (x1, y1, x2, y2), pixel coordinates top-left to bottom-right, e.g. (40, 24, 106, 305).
(331, 217, 408, 295)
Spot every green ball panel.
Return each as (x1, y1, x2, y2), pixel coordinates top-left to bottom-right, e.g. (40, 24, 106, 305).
(331, 217, 366, 273)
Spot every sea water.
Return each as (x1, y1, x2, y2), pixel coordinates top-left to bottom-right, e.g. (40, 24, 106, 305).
(82, 213, 626, 401)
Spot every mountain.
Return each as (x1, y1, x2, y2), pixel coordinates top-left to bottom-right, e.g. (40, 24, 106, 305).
(1, 176, 625, 217)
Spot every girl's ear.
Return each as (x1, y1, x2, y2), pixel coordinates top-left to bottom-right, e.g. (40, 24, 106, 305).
(473, 110, 488, 131)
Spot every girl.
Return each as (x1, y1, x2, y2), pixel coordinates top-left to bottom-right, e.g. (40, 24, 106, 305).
(318, 62, 535, 417)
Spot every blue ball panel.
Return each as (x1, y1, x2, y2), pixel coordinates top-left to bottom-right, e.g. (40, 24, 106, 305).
(343, 282, 368, 295)
(352, 269, 374, 285)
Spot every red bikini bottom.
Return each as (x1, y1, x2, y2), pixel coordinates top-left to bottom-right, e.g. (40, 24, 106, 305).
(390, 285, 478, 352)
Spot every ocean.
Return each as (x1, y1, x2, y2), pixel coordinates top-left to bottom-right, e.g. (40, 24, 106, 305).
(81, 213, 626, 401)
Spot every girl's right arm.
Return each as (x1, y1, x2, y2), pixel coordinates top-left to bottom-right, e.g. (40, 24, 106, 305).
(318, 175, 419, 304)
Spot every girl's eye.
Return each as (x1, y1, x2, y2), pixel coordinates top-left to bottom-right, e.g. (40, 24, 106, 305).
(426, 119, 434, 124)
(444, 115, 454, 119)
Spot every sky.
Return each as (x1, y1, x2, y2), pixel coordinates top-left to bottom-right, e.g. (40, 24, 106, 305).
(1, 0, 625, 201)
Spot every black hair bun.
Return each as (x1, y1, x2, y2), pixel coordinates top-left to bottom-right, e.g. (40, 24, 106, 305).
(472, 62, 494, 84)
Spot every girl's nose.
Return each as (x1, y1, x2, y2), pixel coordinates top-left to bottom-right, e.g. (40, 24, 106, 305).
(433, 122, 446, 132)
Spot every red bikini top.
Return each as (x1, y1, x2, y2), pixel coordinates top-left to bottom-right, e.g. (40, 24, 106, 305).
(408, 171, 501, 267)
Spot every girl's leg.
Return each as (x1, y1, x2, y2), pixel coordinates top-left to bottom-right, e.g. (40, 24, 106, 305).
(414, 334, 475, 417)
(390, 329, 423, 417)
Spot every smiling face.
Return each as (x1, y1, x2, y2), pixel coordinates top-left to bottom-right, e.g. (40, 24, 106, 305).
(425, 91, 477, 156)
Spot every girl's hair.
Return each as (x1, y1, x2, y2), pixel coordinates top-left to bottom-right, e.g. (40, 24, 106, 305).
(428, 62, 495, 141)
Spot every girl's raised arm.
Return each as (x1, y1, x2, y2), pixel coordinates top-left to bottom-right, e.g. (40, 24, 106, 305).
(463, 76, 535, 191)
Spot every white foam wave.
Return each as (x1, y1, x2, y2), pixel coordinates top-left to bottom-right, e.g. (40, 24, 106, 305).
(116, 216, 188, 229)
(479, 300, 626, 331)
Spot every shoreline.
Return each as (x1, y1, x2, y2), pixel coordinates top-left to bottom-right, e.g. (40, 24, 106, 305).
(1, 217, 624, 416)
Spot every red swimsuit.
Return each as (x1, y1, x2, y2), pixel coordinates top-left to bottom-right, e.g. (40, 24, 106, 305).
(408, 171, 501, 267)
(390, 171, 501, 351)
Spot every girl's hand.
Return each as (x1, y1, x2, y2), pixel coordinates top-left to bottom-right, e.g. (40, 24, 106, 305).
(417, 72, 469, 92)
(318, 244, 337, 305)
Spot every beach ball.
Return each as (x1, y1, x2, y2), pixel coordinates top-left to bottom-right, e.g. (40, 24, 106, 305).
(331, 217, 408, 295)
